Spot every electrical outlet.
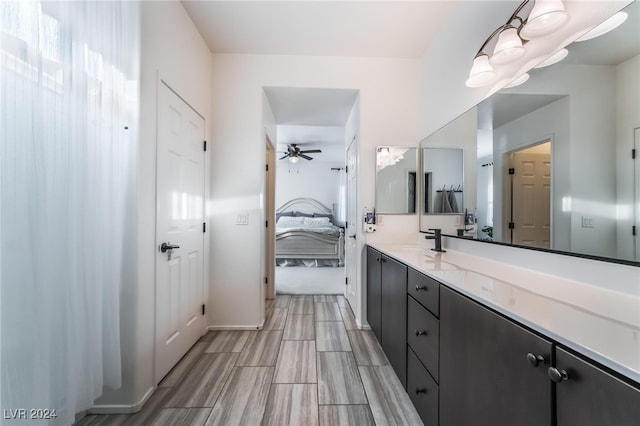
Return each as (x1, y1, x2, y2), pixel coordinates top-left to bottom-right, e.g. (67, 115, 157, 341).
(581, 216, 594, 228)
(236, 213, 249, 225)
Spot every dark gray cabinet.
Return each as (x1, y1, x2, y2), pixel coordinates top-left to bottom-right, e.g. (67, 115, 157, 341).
(554, 347, 640, 426)
(365, 245, 640, 426)
(408, 347, 439, 426)
(366, 246, 382, 342)
(380, 254, 407, 388)
(440, 286, 553, 426)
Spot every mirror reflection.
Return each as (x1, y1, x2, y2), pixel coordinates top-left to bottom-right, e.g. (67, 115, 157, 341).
(423, 148, 464, 214)
(420, 1, 640, 263)
(376, 146, 417, 214)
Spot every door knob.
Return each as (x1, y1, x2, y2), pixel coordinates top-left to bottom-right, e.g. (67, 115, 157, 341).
(160, 242, 180, 253)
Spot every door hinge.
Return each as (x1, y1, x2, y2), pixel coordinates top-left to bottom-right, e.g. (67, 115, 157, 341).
(203, 222, 206, 233)
(266, 164, 269, 171)
(508, 222, 515, 229)
(345, 166, 349, 173)
(265, 276, 268, 284)
(345, 221, 348, 229)
(201, 304, 205, 315)
(265, 220, 268, 228)
(508, 168, 515, 175)
(345, 277, 348, 285)
(633, 225, 637, 236)
(203, 140, 207, 151)
(632, 149, 636, 159)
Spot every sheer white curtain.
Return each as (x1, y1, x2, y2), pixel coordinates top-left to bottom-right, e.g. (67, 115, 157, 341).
(1, 2, 139, 425)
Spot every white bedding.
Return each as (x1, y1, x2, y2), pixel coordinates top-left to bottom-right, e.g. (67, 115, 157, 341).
(275, 216, 341, 236)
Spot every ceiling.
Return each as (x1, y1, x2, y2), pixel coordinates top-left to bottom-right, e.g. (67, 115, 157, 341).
(264, 87, 359, 126)
(181, 1, 456, 58)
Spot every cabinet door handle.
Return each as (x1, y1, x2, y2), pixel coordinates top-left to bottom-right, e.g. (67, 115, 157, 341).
(415, 285, 428, 291)
(380, 257, 386, 263)
(415, 388, 427, 394)
(526, 353, 546, 368)
(376, 258, 381, 263)
(548, 367, 569, 383)
(415, 330, 427, 336)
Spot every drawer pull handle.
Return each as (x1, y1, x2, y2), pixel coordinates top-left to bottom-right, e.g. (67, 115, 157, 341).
(415, 285, 428, 291)
(415, 330, 427, 336)
(548, 367, 569, 383)
(526, 353, 546, 368)
(415, 388, 427, 395)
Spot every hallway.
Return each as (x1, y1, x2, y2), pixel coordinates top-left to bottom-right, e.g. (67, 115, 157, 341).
(78, 295, 422, 426)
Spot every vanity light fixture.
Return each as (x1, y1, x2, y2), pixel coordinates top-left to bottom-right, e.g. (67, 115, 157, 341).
(534, 48, 568, 68)
(575, 11, 628, 42)
(520, 0, 569, 39)
(491, 25, 526, 65)
(466, 0, 570, 88)
(503, 73, 530, 88)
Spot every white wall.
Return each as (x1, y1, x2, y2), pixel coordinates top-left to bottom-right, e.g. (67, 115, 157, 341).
(95, 0, 212, 410)
(616, 54, 640, 260)
(210, 54, 422, 328)
(275, 160, 342, 213)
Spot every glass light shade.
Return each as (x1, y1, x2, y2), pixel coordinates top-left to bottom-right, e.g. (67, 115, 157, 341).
(288, 155, 299, 164)
(534, 48, 568, 68)
(466, 54, 497, 88)
(575, 12, 628, 42)
(504, 73, 530, 88)
(490, 26, 526, 64)
(520, 0, 569, 39)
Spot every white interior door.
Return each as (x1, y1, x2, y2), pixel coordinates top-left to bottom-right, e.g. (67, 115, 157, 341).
(504, 144, 551, 248)
(155, 81, 206, 383)
(345, 137, 358, 308)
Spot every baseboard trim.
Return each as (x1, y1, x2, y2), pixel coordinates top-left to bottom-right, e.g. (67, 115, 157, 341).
(207, 323, 264, 331)
(88, 386, 155, 415)
(356, 319, 371, 331)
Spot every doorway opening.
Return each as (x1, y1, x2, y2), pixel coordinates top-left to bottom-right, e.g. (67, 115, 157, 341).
(502, 140, 552, 248)
(262, 87, 359, 297)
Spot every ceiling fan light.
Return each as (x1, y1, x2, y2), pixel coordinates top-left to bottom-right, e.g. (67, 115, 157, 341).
(575, 11, 628, 42)
(504, 73, 530, 88)
(534, 48, 568, 68)
(490, 26, 526, 65)
(466, 54, 497, 88)
(289, 155, 299, 164)
(520, 0, 569, 39)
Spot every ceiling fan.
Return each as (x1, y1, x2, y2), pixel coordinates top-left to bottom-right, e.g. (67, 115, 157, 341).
(279, 144, 322, 163)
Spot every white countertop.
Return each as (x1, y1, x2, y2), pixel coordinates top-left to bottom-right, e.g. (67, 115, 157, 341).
(368, 242, 640, 384)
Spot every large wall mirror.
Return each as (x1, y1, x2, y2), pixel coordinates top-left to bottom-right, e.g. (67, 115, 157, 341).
(420, 0, 640, 264)
(376, 146, 417, 214)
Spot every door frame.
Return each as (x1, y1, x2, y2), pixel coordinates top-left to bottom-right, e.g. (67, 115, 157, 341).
(345, 134, 361, 322)
(153, 75, 209, 384)
(265, 137, 276, 300)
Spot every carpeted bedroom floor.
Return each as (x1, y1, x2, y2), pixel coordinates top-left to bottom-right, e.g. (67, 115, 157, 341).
(275, 266, 345, 295)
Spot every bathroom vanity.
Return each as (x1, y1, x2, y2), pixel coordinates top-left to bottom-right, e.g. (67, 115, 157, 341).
(366, 243, 640, 426)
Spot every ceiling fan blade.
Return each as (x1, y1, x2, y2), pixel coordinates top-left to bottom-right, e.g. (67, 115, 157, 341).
(300, 149, 322, 154)
(279, 154, 290, 160)
(299, 154, 313, 160)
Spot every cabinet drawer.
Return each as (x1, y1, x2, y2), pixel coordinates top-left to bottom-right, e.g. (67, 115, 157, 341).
(407, 296, 439, 382)
(407, 347, 439, 426)
(407, 267, 440, 317)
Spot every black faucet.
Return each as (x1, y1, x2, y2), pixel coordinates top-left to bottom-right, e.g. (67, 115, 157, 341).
(425, 228, 446, 253)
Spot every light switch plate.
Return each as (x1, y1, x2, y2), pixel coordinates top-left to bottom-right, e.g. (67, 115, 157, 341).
(236, 213, 249, 225)
(581, 216, 594, 228)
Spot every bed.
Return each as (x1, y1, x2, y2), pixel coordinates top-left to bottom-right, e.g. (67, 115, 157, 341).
(275, 198, 345, 267)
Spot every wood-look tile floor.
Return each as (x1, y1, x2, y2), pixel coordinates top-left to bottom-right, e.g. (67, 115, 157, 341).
(77, 295, 423, 426)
